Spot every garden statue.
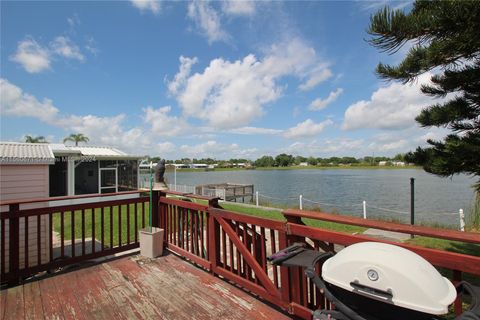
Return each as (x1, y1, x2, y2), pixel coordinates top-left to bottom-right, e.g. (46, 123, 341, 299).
(154, 159, 166, 183)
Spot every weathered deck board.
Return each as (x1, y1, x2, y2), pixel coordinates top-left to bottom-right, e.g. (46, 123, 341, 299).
(0, 289, 7, 320)
(23, 281, 44, 320)
(1, 253, 291, 320)
(3, 285, 24, 320)
(38, 275, 64, 320)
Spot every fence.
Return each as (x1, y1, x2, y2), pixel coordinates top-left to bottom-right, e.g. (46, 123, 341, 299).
(0, 191, 149, 285)
(252, 191, 466, 230)
(156, 191, 480, 318)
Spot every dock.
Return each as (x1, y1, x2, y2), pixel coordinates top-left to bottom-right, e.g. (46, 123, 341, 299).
(195, 183, 254, 203)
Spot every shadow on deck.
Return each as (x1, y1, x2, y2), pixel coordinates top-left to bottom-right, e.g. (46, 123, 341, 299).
(1, 252, 292, 320)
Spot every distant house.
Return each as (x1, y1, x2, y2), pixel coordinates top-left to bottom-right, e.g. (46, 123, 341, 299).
(0, 142, 142, 199)
(190, 163, 208, 169)
(378, 161, 387, 166)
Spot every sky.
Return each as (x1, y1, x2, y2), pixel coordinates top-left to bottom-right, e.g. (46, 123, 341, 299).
(0, 0, 448, 160)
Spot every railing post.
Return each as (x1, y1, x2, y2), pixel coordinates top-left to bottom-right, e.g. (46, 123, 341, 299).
(363, 200, 367, 219)
(207, 201, 220, 274)
(282, 211, 307, 307)
(8, 203, 20, 286)
(256, 191, 259, 207)
(299, 195, 303, 210)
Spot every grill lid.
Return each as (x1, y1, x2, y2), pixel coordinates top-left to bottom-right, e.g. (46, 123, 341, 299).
(321, 242, 456, 315)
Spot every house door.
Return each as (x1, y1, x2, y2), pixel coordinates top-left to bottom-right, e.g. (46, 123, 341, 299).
(99, 167, 118, 194)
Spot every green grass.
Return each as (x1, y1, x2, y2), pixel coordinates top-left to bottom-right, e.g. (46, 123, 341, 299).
(220, 202, 366, 234)
(52, 203, 150, 248)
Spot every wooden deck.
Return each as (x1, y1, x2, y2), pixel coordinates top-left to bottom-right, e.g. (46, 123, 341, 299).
(1, 253, 292, 320)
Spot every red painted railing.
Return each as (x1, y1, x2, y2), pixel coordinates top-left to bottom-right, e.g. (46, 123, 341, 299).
(0, 191, 149, 285)
(2, 189, 479, 319)
(157, 190, 480, 319)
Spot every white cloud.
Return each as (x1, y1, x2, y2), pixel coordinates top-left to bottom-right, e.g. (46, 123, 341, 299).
(0, 78, 59, 123)
(342, 73, 435, 130)
(67, 14, 81, 28)
(142, 106, 190, 137)
(222, 0, 255, 16)
(359, 1, 410, 11)
(309, 88, 344, 111)
(283, 119, 333, 139)
(298, 66, 332, 91)
(85, 37, 99, 56)
(156, 142, 176, 155)
(187, 0, 229, 44)
(1, 79, 150, 153)
(10, 36, 87, 73)
(50, 36, 85, 61)
(10, 38, 51, 73)
(167, 56, 198, 95)
(282, 138, 365, 157)
(180, 140, 258, 159)
(228, 126, 282, 135)
(259, 39, 332, 90)
(169, 38, 332, 129)
(130, 0, 161, 14)
(173, 54, 280, 129)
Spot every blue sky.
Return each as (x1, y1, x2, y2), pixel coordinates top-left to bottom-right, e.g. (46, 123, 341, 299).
(1, 0, 446, 159)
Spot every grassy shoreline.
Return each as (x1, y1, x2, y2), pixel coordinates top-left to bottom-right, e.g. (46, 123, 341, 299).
(165, 165, 423, 173)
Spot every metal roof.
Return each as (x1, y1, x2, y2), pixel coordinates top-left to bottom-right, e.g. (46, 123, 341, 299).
(0, 142, 142, 165)
(49, 143, 81, 154)
(66, 146, 141, 159)
(0, 142, 55, 165)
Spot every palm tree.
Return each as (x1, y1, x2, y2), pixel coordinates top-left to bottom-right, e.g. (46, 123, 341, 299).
(63, 133, 89, 146)
(25, 135, 47, 143)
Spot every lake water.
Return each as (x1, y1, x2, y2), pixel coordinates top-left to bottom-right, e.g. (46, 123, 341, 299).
(147, 169, 476, 227)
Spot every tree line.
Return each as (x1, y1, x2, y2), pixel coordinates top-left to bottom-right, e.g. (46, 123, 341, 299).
(146, 153, 407, 168)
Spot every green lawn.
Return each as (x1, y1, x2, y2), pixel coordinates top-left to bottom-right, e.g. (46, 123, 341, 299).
(52, 203, 150, 248)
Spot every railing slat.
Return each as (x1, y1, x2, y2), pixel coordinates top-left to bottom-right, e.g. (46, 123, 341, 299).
(134, 203, 138, 243)
(101, 207, 105, 251)
(25, 217, 29, 268)
(49, 213, 53, 262)
(37, 214, 41, 266)
(61, 212, 65, 258)
(118, 206, 122, 247)
(127, 204, 130, 245)
(110, 206, 113, 249)
(71, 211, 75, 257)
(82, 209, 86, 256)
(91, 209, 95, 254)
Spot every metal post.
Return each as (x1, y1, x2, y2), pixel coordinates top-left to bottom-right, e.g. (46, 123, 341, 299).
(256, 191, 259, 207)
(363, 200, 367, 219)
(410, 178, 415, 226)
(459, 209, 465, 232)
(149, 172, 153, 230)
(299, 194, 303, 210)
(174, 165, 177, 191)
